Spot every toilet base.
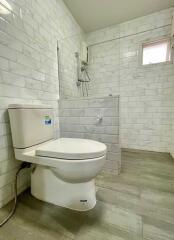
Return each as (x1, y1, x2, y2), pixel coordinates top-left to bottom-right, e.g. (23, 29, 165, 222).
(31, 165, 96, 211)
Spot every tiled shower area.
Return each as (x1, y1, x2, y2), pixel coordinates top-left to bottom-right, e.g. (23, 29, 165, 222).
(86, 8, 174, 154)
(59, 96, 121, 174)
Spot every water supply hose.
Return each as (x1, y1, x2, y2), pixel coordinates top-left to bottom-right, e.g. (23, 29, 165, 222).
(0, 162, 31, 227)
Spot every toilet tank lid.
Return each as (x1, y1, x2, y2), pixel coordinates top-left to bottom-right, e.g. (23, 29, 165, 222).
(8, 104, 53, 109)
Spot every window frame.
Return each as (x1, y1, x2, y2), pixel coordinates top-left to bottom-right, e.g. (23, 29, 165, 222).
(140, 37, 172, 66)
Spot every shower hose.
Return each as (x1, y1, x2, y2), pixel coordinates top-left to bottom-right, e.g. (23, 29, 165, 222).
(0, 162, 31, 227)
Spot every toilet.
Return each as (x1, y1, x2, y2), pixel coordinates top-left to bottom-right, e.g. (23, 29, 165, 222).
(8, 104, 107, 211)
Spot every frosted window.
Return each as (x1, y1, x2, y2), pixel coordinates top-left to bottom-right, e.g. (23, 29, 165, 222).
(142, 39, 171, 65)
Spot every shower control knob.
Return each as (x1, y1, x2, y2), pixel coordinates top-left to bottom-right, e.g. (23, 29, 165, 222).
(96, 115, 103, 124)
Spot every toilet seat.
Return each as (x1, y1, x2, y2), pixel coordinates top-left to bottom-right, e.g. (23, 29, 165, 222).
(36, 138, 107, 160)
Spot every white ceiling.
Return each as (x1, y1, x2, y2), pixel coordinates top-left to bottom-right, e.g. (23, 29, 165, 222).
(63, 0, 174, 32)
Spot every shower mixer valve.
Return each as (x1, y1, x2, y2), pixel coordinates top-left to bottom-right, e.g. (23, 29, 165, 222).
(96, 115, 103, 124)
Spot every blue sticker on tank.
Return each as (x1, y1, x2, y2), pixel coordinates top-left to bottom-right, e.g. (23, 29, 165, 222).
(44, 115, 52, 125)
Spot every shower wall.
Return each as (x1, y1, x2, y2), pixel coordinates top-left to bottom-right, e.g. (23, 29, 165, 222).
(86, 8, 174, 154)
(59, 96, 121, 174)
(58, 34, 86, 98)
(170, 111, 174, 158)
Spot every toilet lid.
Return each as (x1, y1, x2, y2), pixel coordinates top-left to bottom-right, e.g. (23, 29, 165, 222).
(36, 138, 107, 160)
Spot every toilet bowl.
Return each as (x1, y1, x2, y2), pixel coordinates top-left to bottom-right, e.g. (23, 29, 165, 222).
(15, 138, 106, 211)
(8, 104, 107, 211)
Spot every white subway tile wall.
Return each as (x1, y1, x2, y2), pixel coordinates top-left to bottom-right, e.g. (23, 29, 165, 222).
(0, 0, 83, 208)
(59, 34, 85, 98)
(59, 97, 121, 174)
(171, 109, 174, 158)
(86, 8, 174, 154)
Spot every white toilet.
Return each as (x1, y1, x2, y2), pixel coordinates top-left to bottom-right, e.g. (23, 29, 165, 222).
(8, 104, 107, 211)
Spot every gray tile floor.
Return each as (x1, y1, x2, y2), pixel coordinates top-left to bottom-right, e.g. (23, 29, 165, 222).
(1, 150, 174, 240)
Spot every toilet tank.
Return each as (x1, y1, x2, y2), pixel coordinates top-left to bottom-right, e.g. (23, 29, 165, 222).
(8, 104, 54, 149)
